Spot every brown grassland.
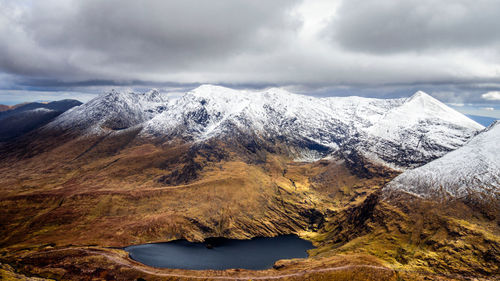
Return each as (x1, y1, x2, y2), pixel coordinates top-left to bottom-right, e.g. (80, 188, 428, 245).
(0, 131, 498, 280)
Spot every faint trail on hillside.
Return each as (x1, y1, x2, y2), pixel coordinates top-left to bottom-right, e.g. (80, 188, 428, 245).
(25, 247, 394, 280)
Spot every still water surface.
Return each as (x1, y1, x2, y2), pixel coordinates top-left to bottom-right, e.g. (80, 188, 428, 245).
(125, 235, 314, 270)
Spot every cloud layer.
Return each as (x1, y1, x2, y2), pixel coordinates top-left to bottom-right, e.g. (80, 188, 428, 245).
(329, 0, 500, 54)
(0, 0, 299, 82)
(0, 0, 499, 107)
(482, 91, 500, 101)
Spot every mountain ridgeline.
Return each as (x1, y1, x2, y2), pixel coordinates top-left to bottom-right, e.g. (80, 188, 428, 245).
(43, 85, 482, 170)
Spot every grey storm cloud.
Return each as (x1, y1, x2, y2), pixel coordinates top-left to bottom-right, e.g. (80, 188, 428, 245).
(0, 0, 499, 108)
(0, 0, 300, 80)
(328, 0, 500, 54)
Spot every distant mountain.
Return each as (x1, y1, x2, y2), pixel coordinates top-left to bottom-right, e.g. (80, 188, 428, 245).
(0, 104, 12, 111)
(0, 99, 82, 120)
(45, 85, 483, 171)
(385, 121, 499, 202)
(466, 114, 497, 127)
(0, 102, 28, 112)
(0, 99, 82, 141)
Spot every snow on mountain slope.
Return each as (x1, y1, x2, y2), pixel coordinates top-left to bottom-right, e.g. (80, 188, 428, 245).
(47, 89, 168, 134)
(385, 121, 500, 200)
(142, 85, 351, 149)
(45, 85, 483, 169)
(141, 85, 482, 168)
(367, 91, 482, 145)
(358, 91, 483, 168)
(322, 95, 405, 128)
(142, 85, 407, 142)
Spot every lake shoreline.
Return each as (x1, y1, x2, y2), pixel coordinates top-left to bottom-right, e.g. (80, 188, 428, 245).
(124, 235, 314, 270)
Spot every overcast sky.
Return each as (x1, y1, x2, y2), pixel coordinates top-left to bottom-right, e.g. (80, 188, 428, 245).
(0, 0, 499, 117)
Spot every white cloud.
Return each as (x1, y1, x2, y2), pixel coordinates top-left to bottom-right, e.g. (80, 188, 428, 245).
(481, 91, 500, 101)
(482, 107, 495, 111)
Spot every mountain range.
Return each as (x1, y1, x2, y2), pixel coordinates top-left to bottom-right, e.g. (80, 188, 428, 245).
(0, 86, 498, 280)
(45, 85, 482, 169)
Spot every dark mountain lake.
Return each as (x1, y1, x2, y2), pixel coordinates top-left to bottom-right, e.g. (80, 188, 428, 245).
(124, 235, 314, 270)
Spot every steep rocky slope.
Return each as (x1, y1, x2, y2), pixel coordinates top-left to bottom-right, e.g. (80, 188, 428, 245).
(313, 123, 500, 279)
(385, 121, 500, 201)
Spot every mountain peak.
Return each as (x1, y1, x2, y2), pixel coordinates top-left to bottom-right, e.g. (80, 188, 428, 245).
(146, 88, 160, 96)
(395, 90, 484, 130)
(98, 89, 127, 101)
(409, 90, 431, 99)
(106, 88, 120, 95)
(188, 84, 243, 100)
(191, 84, 232, 93)
(406, 90, 441, 104)
(262, 87, 299, 98)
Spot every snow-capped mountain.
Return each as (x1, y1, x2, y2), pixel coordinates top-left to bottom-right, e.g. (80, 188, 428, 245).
(44, 85, 483, 169)
(353, 91, 484, 169)
(47, 89, 167, 134)
(384, 121, 500, 200)
(142, 85, 356, 148)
